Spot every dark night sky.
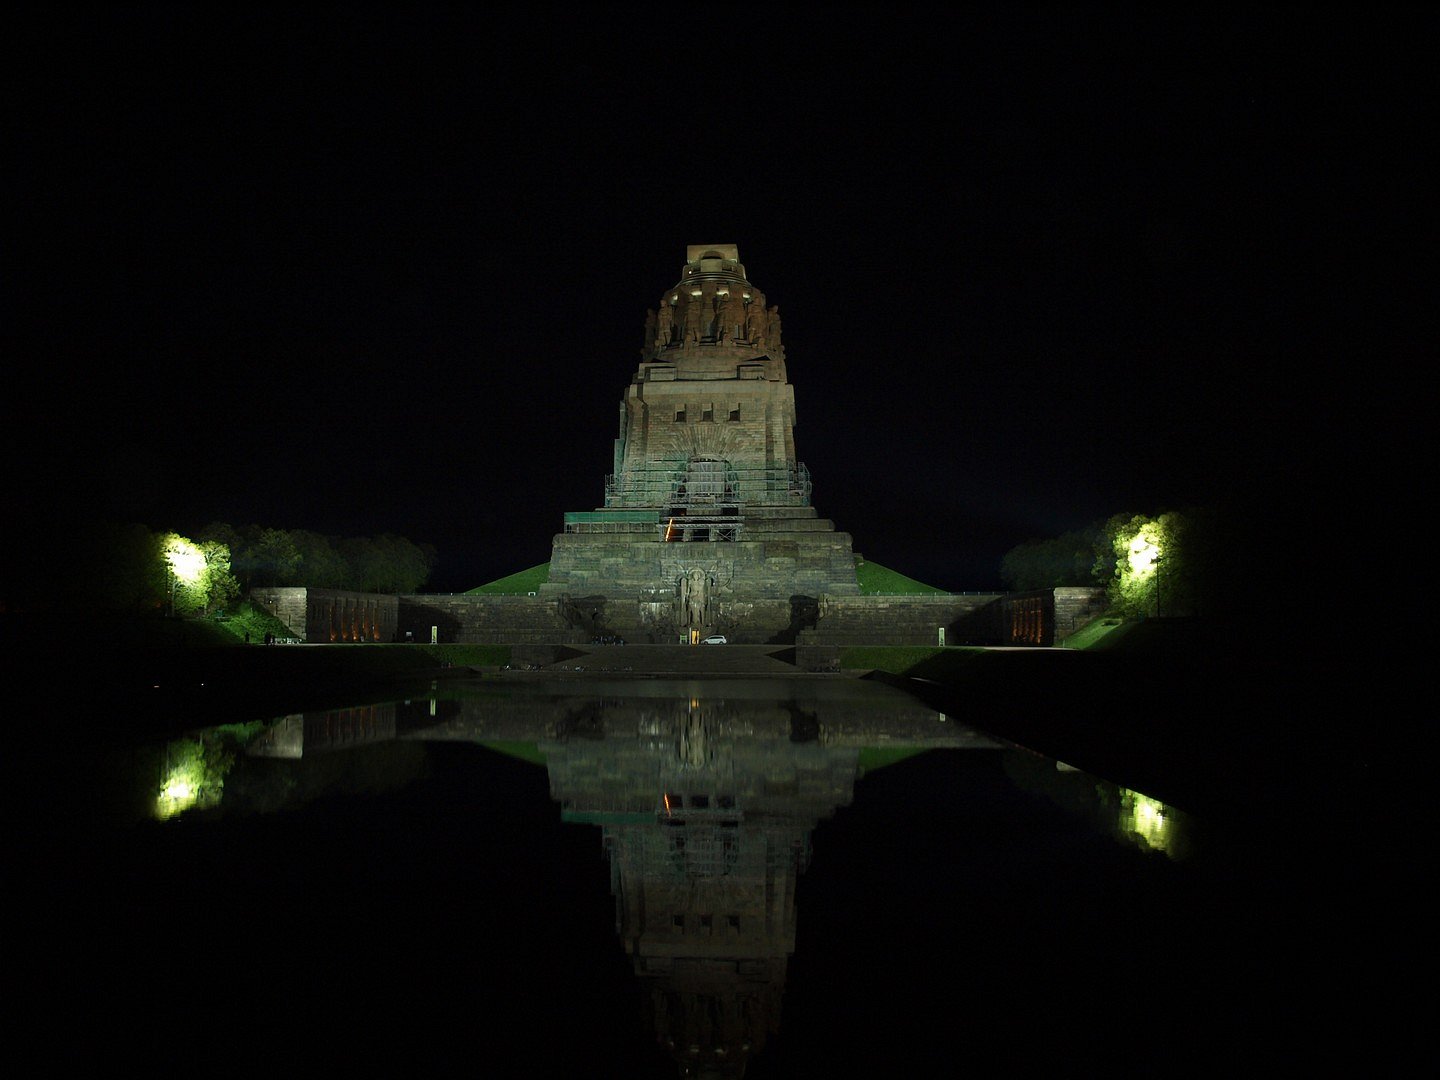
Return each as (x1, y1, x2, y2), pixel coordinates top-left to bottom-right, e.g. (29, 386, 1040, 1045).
(6, 7, 1424, 594)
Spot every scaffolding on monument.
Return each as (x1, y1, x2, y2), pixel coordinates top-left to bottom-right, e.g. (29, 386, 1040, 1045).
(604, 461, 813, 509)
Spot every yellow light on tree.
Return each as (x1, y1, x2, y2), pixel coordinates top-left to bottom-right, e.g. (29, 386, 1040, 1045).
(164, 536, 206, 585)
(155, 738, 229, 820)
(162, 534, 206, 616)
(1126, 527, 1163, 577)
(1107, 515, 1167, 619)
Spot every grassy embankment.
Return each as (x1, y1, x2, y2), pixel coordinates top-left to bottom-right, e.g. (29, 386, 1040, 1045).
(194, 559, 1126, 686)
(98, 560, 1136, 746)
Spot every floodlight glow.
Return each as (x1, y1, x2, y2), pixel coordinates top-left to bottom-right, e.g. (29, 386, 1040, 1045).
(1127, 529, 1163, 576)
(165, 537, 206, 583)
(1118, 789, 1175, 854)
(155, 737, 229, 820)
(163, 778, 195, 801)
(156, 767, 201, 820)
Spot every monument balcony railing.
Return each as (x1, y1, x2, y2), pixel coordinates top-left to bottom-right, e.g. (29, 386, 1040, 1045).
(605, 463, 812, 508)
(657, 518, 743, 542)
(606, 488, 811, 509)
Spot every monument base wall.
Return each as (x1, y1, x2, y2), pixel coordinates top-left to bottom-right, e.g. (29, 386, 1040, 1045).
(541, 528, 862, 602)
(262, 587, 1114, 649)
(251, 587, 398, 644)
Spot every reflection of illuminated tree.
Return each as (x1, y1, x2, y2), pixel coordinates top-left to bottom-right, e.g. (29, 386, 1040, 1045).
(155, 736, 239, 820)
(1116, 790, 1179, 856)
(1001, 752, 1193, 860)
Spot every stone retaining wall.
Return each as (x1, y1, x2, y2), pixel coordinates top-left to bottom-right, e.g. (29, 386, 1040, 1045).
(798, 594, 1005, 647)
(257, 586, 1110, 648)
(251, 587, 398, 643)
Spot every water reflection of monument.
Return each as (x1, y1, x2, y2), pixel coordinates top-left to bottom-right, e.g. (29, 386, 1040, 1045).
(400, 679, 998, 1078)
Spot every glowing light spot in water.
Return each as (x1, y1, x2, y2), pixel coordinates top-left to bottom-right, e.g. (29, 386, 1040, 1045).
(1119, 789, 1176, 854)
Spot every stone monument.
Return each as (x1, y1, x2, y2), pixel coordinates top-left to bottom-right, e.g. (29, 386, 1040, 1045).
(538, 247, 852, 642)
(541, 245, 860, 643)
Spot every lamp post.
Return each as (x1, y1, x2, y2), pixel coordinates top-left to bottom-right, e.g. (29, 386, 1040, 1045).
(1153, 553, 1162, 619)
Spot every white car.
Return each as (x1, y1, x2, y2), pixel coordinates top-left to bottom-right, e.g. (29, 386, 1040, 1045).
(701, 634, 727, 645)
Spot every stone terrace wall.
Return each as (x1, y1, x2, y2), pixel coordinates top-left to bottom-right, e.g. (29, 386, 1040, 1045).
(251, 587, 398, 643)
(800, 594, 1005, 647)
(318, 588, 1108, 648)
(1054, 587, 1110, 641)
(395, 593, 1003, 647)
(999, 587, 1109, 646)
(250, 587, 308, 638)
(544, 528, 860, 601)
(398, 594, 570, 645)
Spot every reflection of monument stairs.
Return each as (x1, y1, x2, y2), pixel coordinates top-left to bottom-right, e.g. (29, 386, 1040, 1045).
(510, 643, 837, 677)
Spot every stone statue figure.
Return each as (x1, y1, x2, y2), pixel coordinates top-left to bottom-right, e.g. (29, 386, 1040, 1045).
(643, 309, 657, 352)
(676, 573, 691, 628)
(657, 302, 673, 347)
(767, 305, 782, 349)
(683, 297, 701, 344)
(713, 292, 730, 342)
(676, 567, 709, 627)
(679, 711, 707, 768)
(745, 301, 764, 346)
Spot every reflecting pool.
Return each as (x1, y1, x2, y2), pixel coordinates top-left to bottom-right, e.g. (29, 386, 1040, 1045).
(21, 676, 1409, 1076)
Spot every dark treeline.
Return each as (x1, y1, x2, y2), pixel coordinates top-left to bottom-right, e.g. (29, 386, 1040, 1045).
(999, 507, 1225, 619)
(195, 523, 437, 594)
(2, 519, 437, 616)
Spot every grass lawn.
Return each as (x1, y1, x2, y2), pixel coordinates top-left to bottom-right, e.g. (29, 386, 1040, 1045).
(854, 559, 951, 595)
(462, 558, 950, 597)
(465, 564, 550, 595)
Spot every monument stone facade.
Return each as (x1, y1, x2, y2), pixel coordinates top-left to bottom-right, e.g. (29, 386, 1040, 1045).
(542, 246, 859, 643)
(378, 244, 1105, 648)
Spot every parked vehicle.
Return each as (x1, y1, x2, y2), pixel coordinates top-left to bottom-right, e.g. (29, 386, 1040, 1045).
(701, 635, 727, 645)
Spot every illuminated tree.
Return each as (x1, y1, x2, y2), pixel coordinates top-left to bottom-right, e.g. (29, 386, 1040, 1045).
(197, 520, 244, 555)
(155, 735, 235, 820)
(161, 533, 238, 615)
(1101, 511, 1204, 618)
(198, 539, 239, 612)
(162, 533, 209, 615)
